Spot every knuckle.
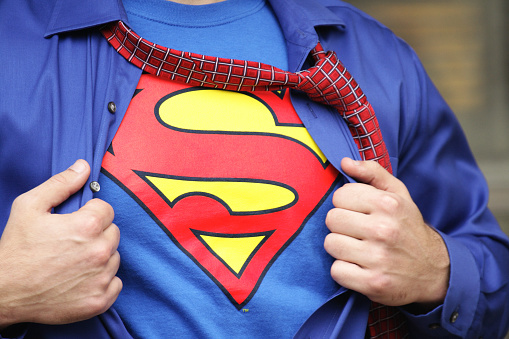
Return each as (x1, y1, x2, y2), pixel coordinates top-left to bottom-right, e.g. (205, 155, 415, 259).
(110, 223, 121, 240)
(373, 222, 400, 246)
(111, 251, 121, 268)
(108, 227, 121, 250)
(331, 192, 340, 206)
(330, 261, 343, 283)
(89, 199, 115, 218)
(100, 200, 115, 218)
(105, 224, 120, 250)
(84, 295, 110, 317)
(378, 194, 401, 215)
(371, 246, 390, 266)
(94, 272, 113, 291)
(12, 193, 30, 211)
(89, 244, 111, 265)
(324, 234, 344, 260)
(331, 186, 347, 205)
(323, 234, 336, 254)
(367, 272, 392, 297)
(114, 277, 123, 294)
(81, 213, 103, 235)
(85, 277, 122, 315)
(325, 209, 337, 228)
(342, 183, 356, 190)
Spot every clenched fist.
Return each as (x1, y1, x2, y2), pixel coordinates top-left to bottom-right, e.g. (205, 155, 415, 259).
(324, 158, 450, 309)
(0, 160, 122, 329)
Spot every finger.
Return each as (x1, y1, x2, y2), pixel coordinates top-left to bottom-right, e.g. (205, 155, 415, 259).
(103, 223, 120, 255)
(341, 157, 410, 198)
(324, 232, 366, 264)
(76, 199, 115, 233)
(102, 253, 122, 308)
(94, 252, 121, 304)
(330, 259, 369, 293)
(27, 160, 90, 212)
(96, 275, 123, 316)
(105, 251, 121, 277)
(106, 276, 123, 304)
(331, 183, 380, 214)
(326, 207, 372, 239)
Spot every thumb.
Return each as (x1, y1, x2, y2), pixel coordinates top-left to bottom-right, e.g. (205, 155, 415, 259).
(341, 157, 410, 197)
(26, 160, 91, 212)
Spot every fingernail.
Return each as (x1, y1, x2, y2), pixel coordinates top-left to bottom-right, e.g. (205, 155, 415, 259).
(69, 160, 86, 174)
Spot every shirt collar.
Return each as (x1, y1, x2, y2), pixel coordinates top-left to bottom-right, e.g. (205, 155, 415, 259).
(44, 0, 128, 38)
(269, 0, 345, 45)
(268, 0, 346, 71)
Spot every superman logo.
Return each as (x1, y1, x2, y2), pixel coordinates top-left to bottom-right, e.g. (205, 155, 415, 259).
(101, 74, 339, 309)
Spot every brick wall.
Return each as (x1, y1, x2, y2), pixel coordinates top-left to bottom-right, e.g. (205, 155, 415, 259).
(345, 1, 487, 115)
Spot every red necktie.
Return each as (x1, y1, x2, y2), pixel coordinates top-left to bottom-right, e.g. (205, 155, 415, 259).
(102, 20, 408, 338)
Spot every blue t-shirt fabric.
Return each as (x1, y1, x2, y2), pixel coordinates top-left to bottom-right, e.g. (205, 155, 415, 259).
(121, 0, 289, 70)
(96, 0, 342, 337)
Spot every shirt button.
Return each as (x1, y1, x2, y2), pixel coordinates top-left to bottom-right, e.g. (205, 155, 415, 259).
(107, 101, 116, 113)
(450, 311, 459, 323)
(90, 181, 101, 193)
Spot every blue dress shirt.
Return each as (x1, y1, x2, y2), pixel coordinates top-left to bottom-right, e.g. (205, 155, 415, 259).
(1, 0, 509, 338)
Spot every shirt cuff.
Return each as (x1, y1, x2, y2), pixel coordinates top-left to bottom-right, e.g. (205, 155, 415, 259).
(400, 231, 480, 338)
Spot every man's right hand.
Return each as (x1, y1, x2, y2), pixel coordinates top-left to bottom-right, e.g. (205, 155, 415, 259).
(0, 160, 122, 329)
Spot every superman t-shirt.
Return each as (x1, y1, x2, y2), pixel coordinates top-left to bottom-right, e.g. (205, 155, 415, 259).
(96, 0, 343, 337)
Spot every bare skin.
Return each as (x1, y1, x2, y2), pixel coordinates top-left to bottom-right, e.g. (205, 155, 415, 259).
(0, 160, 122, 330)
(324, 158, 450, 309)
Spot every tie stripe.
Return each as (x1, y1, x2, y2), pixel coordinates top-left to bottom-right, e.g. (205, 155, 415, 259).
(101, 20, 406, 338)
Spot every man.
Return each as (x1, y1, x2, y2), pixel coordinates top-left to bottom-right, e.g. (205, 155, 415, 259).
(1, 0, 508, 338)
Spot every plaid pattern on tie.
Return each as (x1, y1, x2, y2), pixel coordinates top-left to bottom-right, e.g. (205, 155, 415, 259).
(368, 302, 409, 338)
(101, 21, 407, 338)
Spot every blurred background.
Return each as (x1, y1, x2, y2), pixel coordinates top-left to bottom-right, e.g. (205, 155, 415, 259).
(343, 0, 509, 336)
(344, 0, 509, 234)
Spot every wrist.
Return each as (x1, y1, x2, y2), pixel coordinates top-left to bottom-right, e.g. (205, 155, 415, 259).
(0, 246, 25, 330)
(0, 289, 18, 331)
(413, 227, 450, 311)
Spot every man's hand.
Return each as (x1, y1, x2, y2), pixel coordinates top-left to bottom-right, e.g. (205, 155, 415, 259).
(324, 158, 449, 308)
(0, 160, 122, 329)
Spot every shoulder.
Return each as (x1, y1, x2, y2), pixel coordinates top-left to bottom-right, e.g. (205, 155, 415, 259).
(321, 1, 401, 44)
(300, 0, 414, 60)
(311, 0, 392, 29)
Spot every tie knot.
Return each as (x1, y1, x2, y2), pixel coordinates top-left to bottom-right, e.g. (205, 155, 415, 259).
(296, 48, 366, 114)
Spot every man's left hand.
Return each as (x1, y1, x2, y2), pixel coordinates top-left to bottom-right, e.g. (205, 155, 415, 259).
(324, 157, 450, 308)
